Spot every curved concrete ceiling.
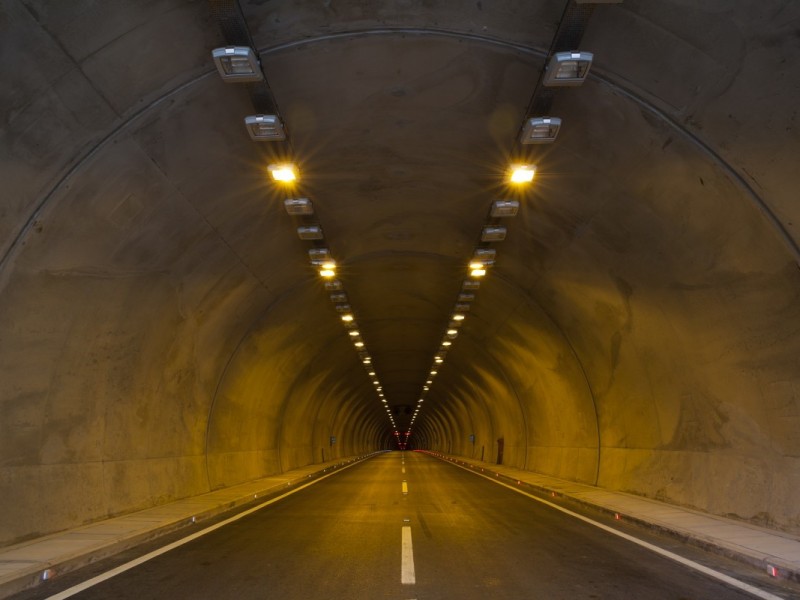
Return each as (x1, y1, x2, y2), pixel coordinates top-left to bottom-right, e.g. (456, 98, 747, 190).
(2, 0, 799, 545)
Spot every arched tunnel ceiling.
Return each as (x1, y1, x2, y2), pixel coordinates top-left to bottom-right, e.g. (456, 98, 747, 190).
(2, 0, 800, 544)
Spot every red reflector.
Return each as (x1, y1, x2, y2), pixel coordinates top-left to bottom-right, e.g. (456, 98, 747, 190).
(615, 513, 621, 520)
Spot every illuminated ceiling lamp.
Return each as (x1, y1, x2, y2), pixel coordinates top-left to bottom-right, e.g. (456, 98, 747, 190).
(543, 51, 593, 87)
(245, 115, 286, 141)
(268, 163, 297, 183)
(211, 46, 263, 82)
(520, 117, 562, 144)
(508, 164, 536, 184)
(319, 263, 336, 278)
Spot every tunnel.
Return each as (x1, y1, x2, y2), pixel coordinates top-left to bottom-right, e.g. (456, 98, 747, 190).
(2, 0, 800, 593)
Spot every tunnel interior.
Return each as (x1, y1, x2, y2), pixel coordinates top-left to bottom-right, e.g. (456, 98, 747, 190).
(2, 0, 800, 546)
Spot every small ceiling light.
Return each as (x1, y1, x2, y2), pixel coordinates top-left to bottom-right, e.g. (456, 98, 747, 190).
(341, 314, 354, 322)
(455, 304, 470, 312)
(268, 163, 297, 183)
(543, 51, 593, 87)
(298, 225, 324, 240)
(426, 380, 432, 385)
(509, 164, 536, 184)
(382, 399, 387, 403)
(452, 314, 465, 321)
(423, 386, 429, 391)
(463, 280, 481, 290)
(446, 329, 458, 338)
(331, 293, 348, 304)
(520, 117, 562, 144)
(491, 200, 520, 218)
(470, 267, 487, 278)
(355, 341, 364, 348)
(418, 399, 424, 403)
(469, 261, 486, 271)
(284, 198, 314, 216)
(334, 304, 351, 313)
(474, 248, 496, 262)
(320, 268, 336, 278)
(245, 115, 286, 141)
(435, 357, 444, 364)
(481, 226, 507, 242)
(368, 370, 376, 376)
(458, 293, 475, 302)
(442, 341, 452, 347)
(373, 380, 379, 385)
(363, 357, 372, 364)
(211, 46, 263, 82)
(308, 248, 332, 265)
(349, 330, 360, 337)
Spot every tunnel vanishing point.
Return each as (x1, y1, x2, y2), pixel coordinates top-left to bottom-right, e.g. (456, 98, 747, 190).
(1, 0, 800, 548)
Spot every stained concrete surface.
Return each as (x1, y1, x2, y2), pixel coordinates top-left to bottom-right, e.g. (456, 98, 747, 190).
(1, 0, 799, 557)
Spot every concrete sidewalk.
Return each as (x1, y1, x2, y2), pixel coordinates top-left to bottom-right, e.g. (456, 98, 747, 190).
(426, 451, 800, 585)
(0, 453, 380, 599)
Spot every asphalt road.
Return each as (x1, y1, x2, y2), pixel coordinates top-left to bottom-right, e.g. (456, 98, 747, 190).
(14, 452, 797, 600)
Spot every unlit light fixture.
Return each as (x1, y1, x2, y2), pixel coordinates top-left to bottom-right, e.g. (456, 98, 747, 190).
(297, 225, 323, 240)
(543, 52, 593, 87)
(520, 117, 562, 144)
(491, 200, 520, 218)
(481, 226, 507, 242)
(211, 46, 263, 82)
(284, 198, 313, 215)
(245, 115, 286, 141)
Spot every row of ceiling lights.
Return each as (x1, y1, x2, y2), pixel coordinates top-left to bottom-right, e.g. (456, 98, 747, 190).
(210, 44, 399, 435)
(211, 32, 597, 447)
(404, 48, 596, 444)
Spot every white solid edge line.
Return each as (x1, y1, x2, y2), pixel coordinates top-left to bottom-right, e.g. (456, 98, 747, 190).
(44, 458, 371, 600)
(401, 526, 416, 584)
(446, 460, 787, 600)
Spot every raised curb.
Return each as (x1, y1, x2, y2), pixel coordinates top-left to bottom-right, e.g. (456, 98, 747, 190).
(423, 451, 800, 585)
(0, 452, 383, 599)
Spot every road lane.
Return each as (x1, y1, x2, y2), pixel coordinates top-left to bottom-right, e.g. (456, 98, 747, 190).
(13, 451, 797, 600)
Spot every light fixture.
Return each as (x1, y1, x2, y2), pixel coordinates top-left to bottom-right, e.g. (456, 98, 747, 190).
(368, 370, 376, 376)
(455, 304, 470, 312)
(481, 226, 507, 242)
(363, 357, 372, 364)
(430, 370, 437, 376)
(508, 164, 536, 184)
(284, 198, 314, 215)
(334, 304, 351, 313)
(435, 357, 444, 364)
(543, 51, 593, 87)
(211, 46, 263, 82)
(324, 280, 342, 291)
(382, 399, 387, 403)
(297, 225, 323, 240)
(491, 200, 520, 218)
(463, 280, 480, 290)
(245, 115, 286, 141)
(452, 314, 465, 321)
(373, 380, 379, 385)
(520, 117, 562, 144)
(268, 163, 297, 183)
(474, 248, 496, 264)
(458, 293, 475, 302)
(341, 314, 354, 322)
(319, 268, 336, 278)
(446, 329, 458, 337)
(349, 330, 360, 337)
(442, 341, 452, 347)
(308, 248, 331, 264)
(470, 267, 487, 278)
(354, 341, 364, 348)
(331, 293, 348, 303)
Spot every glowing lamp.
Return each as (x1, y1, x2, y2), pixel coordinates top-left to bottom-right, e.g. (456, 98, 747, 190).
(268, 163, 297, 183)
(509, 164, 535, 184)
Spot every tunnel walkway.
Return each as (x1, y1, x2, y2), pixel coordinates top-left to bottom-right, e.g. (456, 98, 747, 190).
(0, 453, 800, 598)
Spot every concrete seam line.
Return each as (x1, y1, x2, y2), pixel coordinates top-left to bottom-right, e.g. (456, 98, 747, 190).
(443, 458, 787, 600)
(42, 455, 378, 600)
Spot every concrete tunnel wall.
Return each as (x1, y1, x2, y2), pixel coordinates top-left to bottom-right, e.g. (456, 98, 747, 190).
(2, 0, 800, 546)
